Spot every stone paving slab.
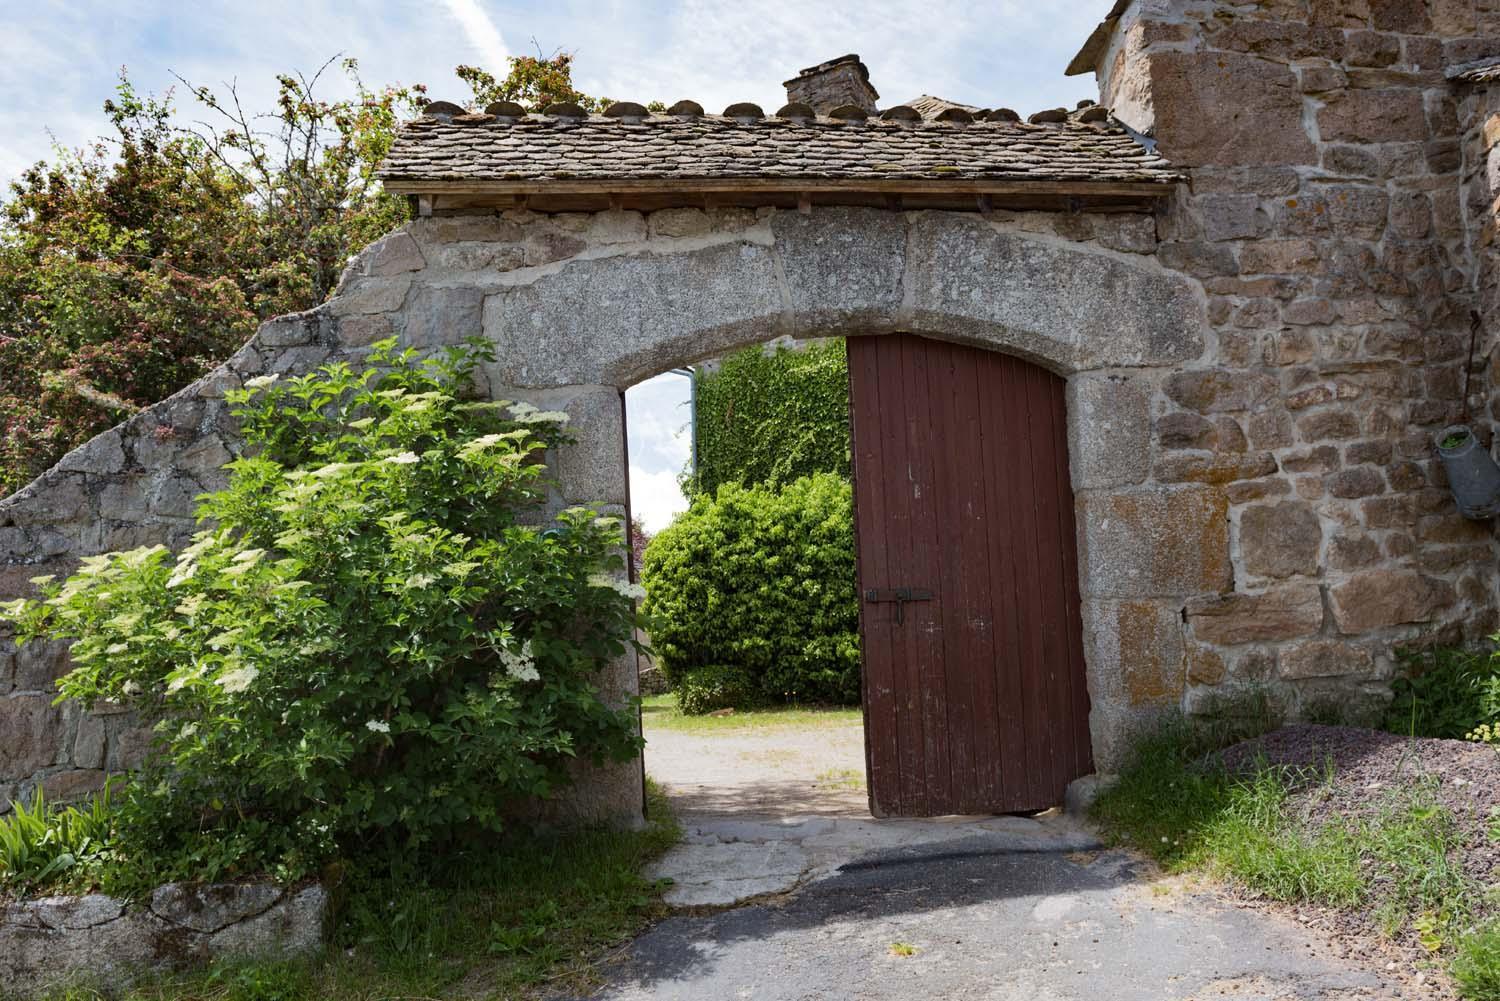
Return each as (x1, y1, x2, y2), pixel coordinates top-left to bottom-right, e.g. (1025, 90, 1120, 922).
(650, 810, 1102, 907)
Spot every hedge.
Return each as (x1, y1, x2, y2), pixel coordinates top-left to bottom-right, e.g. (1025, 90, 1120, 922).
(641, 472, 860, 712)
(691, 339, 850, 496)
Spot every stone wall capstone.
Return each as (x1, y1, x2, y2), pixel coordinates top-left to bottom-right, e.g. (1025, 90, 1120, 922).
(1, 881, 325, 997)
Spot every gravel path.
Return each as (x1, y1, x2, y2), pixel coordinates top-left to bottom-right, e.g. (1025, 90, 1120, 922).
(643, 717, 869, 816)
(584, 849, 1404, 1000)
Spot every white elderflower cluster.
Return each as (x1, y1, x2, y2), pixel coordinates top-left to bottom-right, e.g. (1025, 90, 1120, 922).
(365, 719, 391, 734)
(508, 402, 570, 425)
(588, 572, 646, 601)
(216, 665, 260, 693)
(500, 638, 540, 682)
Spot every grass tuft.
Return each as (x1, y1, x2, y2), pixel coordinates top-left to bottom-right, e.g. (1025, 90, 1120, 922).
(640, 692, 862, 733)
(1093, 719, 1495, 1000)
(1455, 923, 1500, 1001)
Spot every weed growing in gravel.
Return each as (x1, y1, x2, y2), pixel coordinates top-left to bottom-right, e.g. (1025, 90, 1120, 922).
(1197, 769, 1364, 907)
(1455, 922, 1500, 1000)
(1363, 786, 1471, 943)
(1094, 721, 1496, 999)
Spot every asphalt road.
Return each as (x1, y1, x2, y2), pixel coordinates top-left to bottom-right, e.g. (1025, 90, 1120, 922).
(583, 843, 1401, 1001)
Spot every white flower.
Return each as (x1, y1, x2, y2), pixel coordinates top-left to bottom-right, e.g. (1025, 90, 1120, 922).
(500, 638, 540, 682)
(216, 665, 260, 693)
(365, 719, 391, 733)
(518, 410, 569, 425)
(122, 680, 143, 696)
(383, 451, 420, 465)
(243, 374, 280, 390)
(508, 402, 538, 419)
(408, 573, 437, 589)
(167, 561, 197, 588)
(588, 573, 647, 601)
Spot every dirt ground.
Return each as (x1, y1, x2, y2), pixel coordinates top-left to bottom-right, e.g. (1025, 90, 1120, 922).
(1220, 723, 1500, 995)
(642, 713, 870, 816)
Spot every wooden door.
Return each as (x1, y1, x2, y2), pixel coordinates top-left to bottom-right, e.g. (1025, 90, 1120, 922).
(847, 333, 1092, 817)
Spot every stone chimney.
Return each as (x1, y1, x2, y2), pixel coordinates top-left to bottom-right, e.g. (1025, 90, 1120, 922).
(783, 54, 879, 114)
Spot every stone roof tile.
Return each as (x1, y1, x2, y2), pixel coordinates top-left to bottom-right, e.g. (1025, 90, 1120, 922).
(377, 106, 1179, 190)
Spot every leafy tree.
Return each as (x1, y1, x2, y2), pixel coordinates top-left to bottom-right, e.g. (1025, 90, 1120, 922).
(458, 51, 606, 112)
(0, 51, 608, 498)
(456, 47, 664, 114)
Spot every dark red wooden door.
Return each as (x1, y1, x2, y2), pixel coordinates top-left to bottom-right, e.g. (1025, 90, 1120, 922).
(847, 333, 1092, 817)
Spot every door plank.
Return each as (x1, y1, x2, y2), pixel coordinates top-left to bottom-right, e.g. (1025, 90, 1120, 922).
(900, 336, 952, 811)
(848, 338, 902, 816)
(875, 336, 929, 815)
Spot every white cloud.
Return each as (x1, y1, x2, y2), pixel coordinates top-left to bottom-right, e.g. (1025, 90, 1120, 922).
(440, 0, 511, 72)
(630, 464, 688, 534)
(626, 372, 692, 532)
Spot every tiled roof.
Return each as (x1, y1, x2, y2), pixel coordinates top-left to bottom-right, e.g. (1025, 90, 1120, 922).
(376, 101, 1179, 191)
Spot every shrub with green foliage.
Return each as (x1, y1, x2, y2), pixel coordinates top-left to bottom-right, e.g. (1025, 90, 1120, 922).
(2, 340, 644, 889)
(691, 340, 850, 496)
(0, 787, 115, 894)
(641, 473, 859, 713)
(1382, 643, 1500, 740)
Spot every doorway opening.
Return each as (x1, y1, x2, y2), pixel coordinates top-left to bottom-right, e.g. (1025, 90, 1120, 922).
(624, 332, 1091, 823)
(625, 335, 866, 819)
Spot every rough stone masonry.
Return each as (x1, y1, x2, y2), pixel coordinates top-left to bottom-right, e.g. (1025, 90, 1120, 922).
(2, 0, 1499, 825)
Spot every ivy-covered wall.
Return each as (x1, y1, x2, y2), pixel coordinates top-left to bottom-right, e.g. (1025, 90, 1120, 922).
(691, 339, 850, 495)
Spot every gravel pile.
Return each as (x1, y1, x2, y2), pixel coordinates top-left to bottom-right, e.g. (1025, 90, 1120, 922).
(1216, 724, 1500, 996)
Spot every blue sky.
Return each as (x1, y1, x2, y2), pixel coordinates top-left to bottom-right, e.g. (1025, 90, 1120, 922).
(2, 0, 1117, 530)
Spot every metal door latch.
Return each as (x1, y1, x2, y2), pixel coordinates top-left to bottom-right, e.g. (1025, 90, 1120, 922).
(864, 587, 934, 624)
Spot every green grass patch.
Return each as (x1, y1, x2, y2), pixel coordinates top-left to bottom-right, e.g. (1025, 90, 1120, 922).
(1093, 721, 1495, 999)
(1455, 922, 1500, 1001)
(640, 692, 863, 733)
(20, 783, 680, 1001)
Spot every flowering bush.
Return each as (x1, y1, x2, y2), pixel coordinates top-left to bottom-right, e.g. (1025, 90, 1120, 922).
(2, 340, 643, 883)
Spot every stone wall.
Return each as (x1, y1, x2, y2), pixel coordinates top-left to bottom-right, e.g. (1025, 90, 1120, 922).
(1457, 71, 1500, 423)
(1080, 0, 1500, 725)
(6, 7, 1500, 807)
(2, 881, 325, 997)
(2, 203, 1209, 808)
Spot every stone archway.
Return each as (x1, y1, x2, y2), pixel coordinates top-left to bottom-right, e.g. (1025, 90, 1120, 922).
(0, 204, 1208, 823)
